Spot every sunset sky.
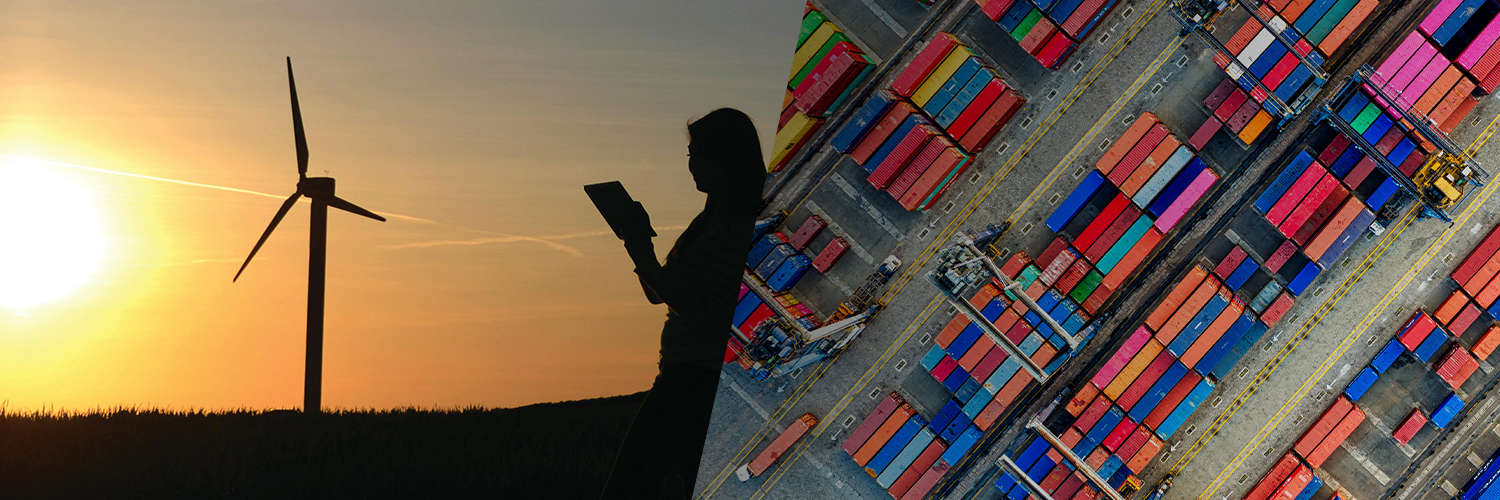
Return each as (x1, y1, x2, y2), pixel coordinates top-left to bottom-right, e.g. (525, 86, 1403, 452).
(0, 0, 800, 410)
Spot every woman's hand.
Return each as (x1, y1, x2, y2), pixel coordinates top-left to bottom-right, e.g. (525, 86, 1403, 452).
(619, 201, 655, 241)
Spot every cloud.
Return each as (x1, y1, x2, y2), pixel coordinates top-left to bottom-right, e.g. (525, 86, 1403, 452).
(378, 225, 689, 254)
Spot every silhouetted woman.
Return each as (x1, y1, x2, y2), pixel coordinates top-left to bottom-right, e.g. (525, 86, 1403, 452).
(600, 108, 766, 499)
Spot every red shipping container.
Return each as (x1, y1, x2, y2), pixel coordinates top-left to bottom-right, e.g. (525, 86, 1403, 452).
(1083, 281, 1114, 314)
(791, 41, 856, 102)
(1266, 239, 1298, 273)
(797, 50, 869, 116)
(1144, 370, 1202, 430)
(983, 0, 1017, 20)
(1320, 135, 1351, 165)
(1293, 396, 1354, 458)
(1399, 311, 1439, 351)
(1183, 298, 1245, 367)
(972, 345, 1009, 382)
(1223, 15, 1264, 55)
(1074, 394, 1113, 433)
(1117, 350, 1177, 411)
(1125, 435, 1163, 473)
(850, 102, 917, 165)
(960, 89, 1024, 152)
(1344, 155, 1377, 190)
(1110, 124, 1170, 186)
(1190, 116, 1222, 151)
(950, 79, 1008, 140)
(1372, 126, 1405, 155)
(898, 460, 950, 500)
(1086, 207, 1143, 263)
(1443, 96, 1480, 133)
(1041, 248, 1081, 287)
(1076, 195, 1131, 251)
(1098, 112, 1161, 175)
(1039, 237, 1071, 270)
(789, 215, 826, 250)
(893, 33, 961, 97)
(1145, 266, 1210, 331)
(1305, 406, 1364, 467)
(1451, 303, 1483, 334)
(812, 237, 850, 272)
(1321, 0, 1378, 54)
(888, 137, 951, 199)
(1040, 465, 1071, 492)
(889, 440, 946, 498)
(1263, 52, 1300, 91)
(1278, 175, 1340, 237)
(869, 125, 937, 189)
(1102, 418, 1138, 452)
(1037, 34, 1077, 70)
(1216, 246, 1249, 279)
(1020, 18, 1058, 55)
(1292, 185, 1349, 246)
(1454, 224, 1500, 285)
(1055, 474, 1085, 500)
(1437, 344, 1478, 388)
(841, 392, 904, 456)
(1261, 292, 1295, 327)
(1398, 150, 1427, 177)
(1058, 259, 1093, 293)
(1117, 425, 1153, 461)
(1215, 89, 1248, 123)
(1269, 466, 1314, 500)
(1476, 325, 1500, 360)
(1061, 0, 1108, 36)
(1001, 253, 1032, 279)
(1464, 244, 1500, 296)
(1244, 453, 1301, 500)
(1266, 163, 1326, 226)
(1392, 409, 1427, 445)
(899, 147, 966, 211)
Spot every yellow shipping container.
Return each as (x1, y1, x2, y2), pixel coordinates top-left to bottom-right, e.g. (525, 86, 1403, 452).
(789, 23, 836, 82)
(911, 47, 973, 108)
(769, 112, 823, 172)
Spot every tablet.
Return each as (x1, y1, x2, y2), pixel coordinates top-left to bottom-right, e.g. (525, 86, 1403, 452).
(584, 181, 655, 239)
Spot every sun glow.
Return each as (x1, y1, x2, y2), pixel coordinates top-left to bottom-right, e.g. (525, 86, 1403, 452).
(0, 158, 106, 309)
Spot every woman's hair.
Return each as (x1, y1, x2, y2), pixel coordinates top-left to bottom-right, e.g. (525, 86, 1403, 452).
(687, 108, 766, 202)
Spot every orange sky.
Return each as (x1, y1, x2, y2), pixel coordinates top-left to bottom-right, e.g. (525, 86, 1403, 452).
(0, 0, 800, 410)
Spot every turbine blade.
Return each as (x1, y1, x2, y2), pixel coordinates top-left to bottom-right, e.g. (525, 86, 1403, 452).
(328, 195, 387, 222)
(287, 57, 309, 178)
(233, 192, 303, 282)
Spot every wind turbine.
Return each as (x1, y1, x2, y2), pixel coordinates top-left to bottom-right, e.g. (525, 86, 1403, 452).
(233, 57, 386, 414)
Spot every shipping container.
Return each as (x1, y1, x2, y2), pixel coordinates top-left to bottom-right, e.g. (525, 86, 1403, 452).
(1168, 292, 1232, 357)
(911, 48, 974, 108)
(960, 89, 1025, 152)
(1148, 160, 1210, 223)
(1259, 152, 1317, 212)
(899, 460, 950, 500)
(1098, 113, 1161, 175)
(951, 79, 1009, 140)
(1434, 392, 1466, 428)
(832, 91, 898, 154)
(1159, 278, 1222, 345)
(843, 393, 904, 456)
(1476, 325, 1500, 360)
(1393, 409, 1428, 445)
(1211, 320, 1269, 381)
(889, 440, 946, 498)
(867, 414, 929, 477)
(1306, 405, 1364, 466)
(1372, 338, 1406, 372)
(812, 237, 850, 272)
(1110, 124, 1170, 185)
(1183, 300, 1247, 367)
(1293, 396, 1354, 458)
(1146, 266, 1210, 331)
(1344, 366, 1378, 401)
(1156, 378, 1215, 438)
(747, 413, 819, 478)
(1245, 453, 1302, 500)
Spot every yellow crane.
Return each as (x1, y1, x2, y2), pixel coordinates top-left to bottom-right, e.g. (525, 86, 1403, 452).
(1412, 113, 1500, 212)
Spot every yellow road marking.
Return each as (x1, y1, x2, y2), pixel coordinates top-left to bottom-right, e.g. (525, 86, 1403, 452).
(1189, 150, 1500, 500)
(878, 0, 1176, 304)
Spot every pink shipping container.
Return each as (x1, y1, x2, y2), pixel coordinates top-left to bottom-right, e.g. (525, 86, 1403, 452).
(1422, 0, 1467, 37)
(1266, 240, 1298, 273)
(1460, 15, 1500, 69)
(899, 460, 950, 500)
(1401, 57, 1451, 110)
(1373, 33, 1426, 86)
(1154, 168, 1218, 232)
(1190, 116, 1222, 151)
(789, 215, 826, 250)
(1216, 246, 1249, 278)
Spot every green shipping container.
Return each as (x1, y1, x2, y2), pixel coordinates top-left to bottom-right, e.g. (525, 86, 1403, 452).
(1351, 104, 1380, 133)
(1070, 270, 1104, 304)
(1013, 265, 1042, 300)
(1013, 10, 1043, 42)
(791, 33, 851, 90)
(1307, 0, 1361, 44)
(798, 11, 828, 50)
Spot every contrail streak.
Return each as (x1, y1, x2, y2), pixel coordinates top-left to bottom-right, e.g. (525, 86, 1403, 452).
(7, 156, 628, 256)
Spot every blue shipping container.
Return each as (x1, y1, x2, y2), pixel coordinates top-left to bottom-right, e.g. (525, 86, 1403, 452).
(921, 345, 950, 372)
(865, 115, 922, 173)
(1257, 151, 1315, 213)
(964, 387, 996, 419)
(1459, 447, 1500, 500)
(877, 427, 936, 487)
(1288, 262, 1320, 295)
(1292, 476, 1324, 500)
(748, 233, 782, 268)
(768, 254, 812, 292)
(1131, 361, 1190, 422)
(937, 72, 994, 128)
(1050, 171, 1107, 232)
(868, 414, 927, 475)
(940, 425, 985, 465)
(832, 91, 898, 154)
(956, 378, 982, 404)
(755, 244, 796, 280)
(1211, 321, 1269, 381)
(733, 293, 763, 327)
(1372, 338, 1405, 373)
(1196, 314, 1255, 374)
(924, 58, 984, 118)
(1087, 407, 1126, 444)
(1415, 329, 1449, 362)
(1150, 159, 1207, 218)
(1169, 294, 1230, 356)
(1434, 393, 1466, 428)
(932, 399, 962, 432)
(1344, 366, 1378, 401)
(1434, 0, 1489, 45)
(1294, 0, 1341, 34)
(1156, 379, 1215, 439)
(944, 366, 971, 393)
(1226, 258, 1259, 291)
(949, 326, 982, 359)
(1330, 147, 1363, 178)
(1368, 178, 1401, 211)
(942, 412, 972, 443)
(1339, 92, 1371, 123)
(1318, 208, 1375, 269)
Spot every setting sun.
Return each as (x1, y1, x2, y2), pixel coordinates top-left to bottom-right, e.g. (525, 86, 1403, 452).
(0, 157, 105, 309)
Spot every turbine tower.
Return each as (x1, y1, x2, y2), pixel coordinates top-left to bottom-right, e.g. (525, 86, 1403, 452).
(234, 57, 386, 414)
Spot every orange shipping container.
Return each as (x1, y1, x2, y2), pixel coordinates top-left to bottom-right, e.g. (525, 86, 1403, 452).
(1157, 278, 1222, 345)
(1304, 197, 1364, 260)
(936, 316, 967, 348)
(1123, 137, 1182, 196)
(1475, 271, 1500, 308)
(852, 404, 915, 466)
(995, 308, 1023, 334)
(1318, 0, 1378, 55)
(1098, 112, 1161, 175)
(1103, 228, 1163, 290)
(1305, 405, 1364, 467)
(1416, 66, 1462, 115)
(1146, 266, 1210, 331)
(1238, 110, 1272, 145)
(1283, 0, 1316, 22)
(959, 335, 995, 372)
(1476, 325, 1500, 360)
(1464, 251, 1500, 296)
(1292, 396, 1353, 458)
(1125, 435, 1163, 472)
(1181, 296, 1245, 367)
(1245, 453, 1301, 500)
(1435, 290, 1468, 325)
(1066, 383, 1103, 416)
(977, 372, 1031, 429)
(1103, 339, 1166, 400)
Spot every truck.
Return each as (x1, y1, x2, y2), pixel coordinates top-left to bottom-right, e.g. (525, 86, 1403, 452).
(737, 413, 819, 481)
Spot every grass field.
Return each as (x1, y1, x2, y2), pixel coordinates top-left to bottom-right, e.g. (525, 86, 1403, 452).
(0, 392, 645, 498)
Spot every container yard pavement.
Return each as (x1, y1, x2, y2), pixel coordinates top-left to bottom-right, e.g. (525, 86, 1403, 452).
(696, 0, 1202, 497)
(1142, 104, 1500, 500)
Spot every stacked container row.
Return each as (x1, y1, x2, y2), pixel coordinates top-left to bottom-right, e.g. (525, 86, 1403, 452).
(974, 0, 1116, 70)
(773, 9, 877, 172)
(1417, 0, 1500, 94)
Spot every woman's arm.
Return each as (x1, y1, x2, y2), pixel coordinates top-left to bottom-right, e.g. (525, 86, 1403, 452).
(624, 236, 667, 305)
